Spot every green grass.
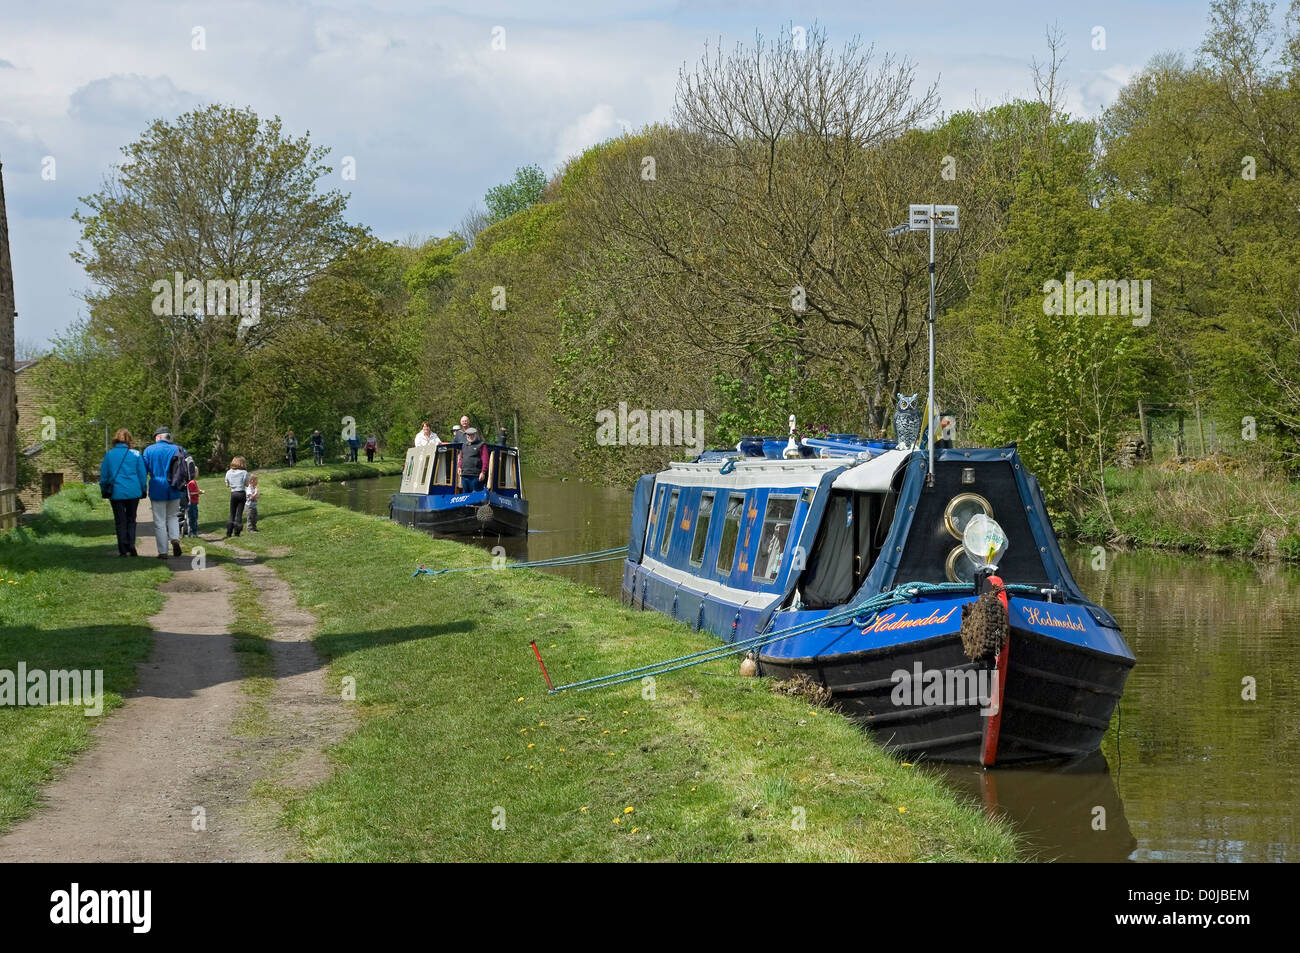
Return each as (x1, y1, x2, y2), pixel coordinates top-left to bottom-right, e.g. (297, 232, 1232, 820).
(0, 490, 166, 830)
(219, 481, 1020, 861)
(253, 460, 406, 490)
(227, 563, 275, 741)
(1074, 463, 1300, 561)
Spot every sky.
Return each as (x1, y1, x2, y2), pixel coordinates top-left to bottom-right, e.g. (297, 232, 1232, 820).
(0, 0, 1222, 348)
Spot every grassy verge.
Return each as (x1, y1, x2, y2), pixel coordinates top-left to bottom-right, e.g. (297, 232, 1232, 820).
(227, 563, 275, 739)
(0, 489, 165, 830)
(1074, 463, 1300, 561)
(253, 460, 405, 490)
(222, 481, 1019, 861)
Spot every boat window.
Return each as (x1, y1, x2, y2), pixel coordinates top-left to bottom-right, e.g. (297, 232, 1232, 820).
(690, 492, 714, 567)
(660, 488, 679, 557)
(433, 448, 452, 486)
(419, 453, 431, 489)
(716, 492, 743, 575)
(648, 486, 665, 549)
(753, 495, 799, 583)
(497, 451, 518, 490)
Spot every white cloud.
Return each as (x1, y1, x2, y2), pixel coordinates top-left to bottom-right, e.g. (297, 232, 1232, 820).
(68, 73, 199, 125)
(551, 104, 633, 171)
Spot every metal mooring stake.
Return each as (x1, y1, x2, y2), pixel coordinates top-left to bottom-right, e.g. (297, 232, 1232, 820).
(530, 640, 554, 691)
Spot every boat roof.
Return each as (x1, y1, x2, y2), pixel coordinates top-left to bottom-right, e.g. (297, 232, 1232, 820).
(659, 457, 846, 488)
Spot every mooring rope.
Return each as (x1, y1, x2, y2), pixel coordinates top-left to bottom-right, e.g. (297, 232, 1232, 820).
(547, 580, 1046, 694)
(412, 546, 628, 577)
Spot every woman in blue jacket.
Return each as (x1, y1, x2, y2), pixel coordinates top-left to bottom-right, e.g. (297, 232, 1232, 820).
(99, 428, 149, 557)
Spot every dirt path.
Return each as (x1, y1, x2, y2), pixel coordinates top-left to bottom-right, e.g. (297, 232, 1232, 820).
(0, 501, 348, 862)
(222, 543, 352, 793)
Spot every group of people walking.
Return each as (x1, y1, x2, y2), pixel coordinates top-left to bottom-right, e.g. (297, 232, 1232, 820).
(283, 429, 379, 466)
(98, 427, 262, 559)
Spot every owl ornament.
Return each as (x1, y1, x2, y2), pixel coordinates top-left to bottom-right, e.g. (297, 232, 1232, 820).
(893, 393, 922, 449)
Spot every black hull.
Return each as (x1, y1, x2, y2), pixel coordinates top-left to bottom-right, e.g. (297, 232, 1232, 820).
(389, 502, 528, 537)
(758, 625, 1132, 765)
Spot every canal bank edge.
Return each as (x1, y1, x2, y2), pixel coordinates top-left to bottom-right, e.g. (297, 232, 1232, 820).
(211, 476, 1023, 861)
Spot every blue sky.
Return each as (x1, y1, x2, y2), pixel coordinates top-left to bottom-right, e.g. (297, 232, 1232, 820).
(0, 0, 1224, 347)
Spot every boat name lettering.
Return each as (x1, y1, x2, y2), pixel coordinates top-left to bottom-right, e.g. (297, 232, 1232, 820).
(1019, 605, 1087, 631)
(860, 606, 957, 634)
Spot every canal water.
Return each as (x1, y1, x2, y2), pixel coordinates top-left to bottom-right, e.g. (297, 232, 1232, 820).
(293, 473, 1299, 863)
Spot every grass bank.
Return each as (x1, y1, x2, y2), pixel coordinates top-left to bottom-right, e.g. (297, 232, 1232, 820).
(252, 459, 406, 490)
(0, 488, 165, 829)
(217, 480, 1020, 861)
(1073, 463, 1300, 562)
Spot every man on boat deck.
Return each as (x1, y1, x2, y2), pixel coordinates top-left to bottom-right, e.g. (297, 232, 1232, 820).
(450, 424, 463, 445)
(414, 422, 440, 447)
(459, 426, 488, 493)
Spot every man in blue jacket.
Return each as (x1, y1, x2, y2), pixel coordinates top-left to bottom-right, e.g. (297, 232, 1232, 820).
(98, 428, 148, 556)
(141, 426, 185, 559)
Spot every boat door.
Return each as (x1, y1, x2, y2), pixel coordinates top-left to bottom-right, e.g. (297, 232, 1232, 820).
(798, 490, 882, 607)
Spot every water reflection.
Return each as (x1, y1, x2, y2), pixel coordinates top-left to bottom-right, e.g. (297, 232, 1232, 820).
(933, 752, 1136, 862)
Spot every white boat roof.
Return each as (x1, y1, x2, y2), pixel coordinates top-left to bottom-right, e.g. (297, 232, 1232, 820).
(660, 457, 846, 488)
(830, 448, 912, 492)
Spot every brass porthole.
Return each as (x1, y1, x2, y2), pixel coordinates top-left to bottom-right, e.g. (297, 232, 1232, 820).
(944, 492, 993, 540)
(945, 545, 978, 584)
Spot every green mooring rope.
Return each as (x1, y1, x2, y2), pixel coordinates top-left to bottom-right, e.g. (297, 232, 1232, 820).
(413, 546, 628, 577)
(547, 580, 1045, 694)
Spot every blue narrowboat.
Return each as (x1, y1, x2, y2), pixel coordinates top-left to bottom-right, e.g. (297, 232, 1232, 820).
(622, 434, 1134, 765)
(390, 442, 528, 536)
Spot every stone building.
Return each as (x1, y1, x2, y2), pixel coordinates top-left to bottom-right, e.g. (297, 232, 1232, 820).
(15, 357, 81, 511)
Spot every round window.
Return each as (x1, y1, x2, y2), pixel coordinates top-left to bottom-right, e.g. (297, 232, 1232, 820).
(945, 545, 978, 584)
(944, 492, 993, 540)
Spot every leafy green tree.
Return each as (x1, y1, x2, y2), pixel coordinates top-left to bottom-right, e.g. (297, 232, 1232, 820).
(71, 104, 361, 461)
(483, 164, 547, 224)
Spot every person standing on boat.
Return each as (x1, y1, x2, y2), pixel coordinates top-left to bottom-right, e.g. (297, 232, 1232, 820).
(284, 430, 298, 467)
(450, 424, 463, 445)
(459, 426, 488, 493)
(364, 433, 377, 462)
(414, 422, 440, 447)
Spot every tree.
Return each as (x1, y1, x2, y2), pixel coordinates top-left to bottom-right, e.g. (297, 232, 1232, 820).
(483, 164, 546, 224)
(71, 105, 361, 459)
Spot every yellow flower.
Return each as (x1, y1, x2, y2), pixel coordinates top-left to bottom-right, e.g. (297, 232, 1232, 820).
(516, 696, 524, 702)
(527, 743, 534, 748)
(620, 729, 628, 734)
(623, 806, 634, 814)
(901, 762, 912, 767)
(898, 806, 907, 813)
(613, 818, 621, 824)
(631, 827, 640, 834)
(579, 806, 588, 813)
